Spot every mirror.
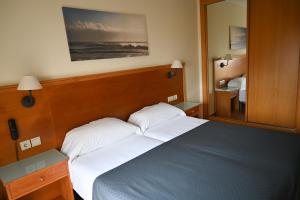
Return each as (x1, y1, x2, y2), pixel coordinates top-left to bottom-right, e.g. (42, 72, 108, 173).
(207, 0, 248, 121)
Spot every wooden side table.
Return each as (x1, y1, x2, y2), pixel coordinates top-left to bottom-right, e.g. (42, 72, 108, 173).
(215, 87, 239, 118)
(0, 149, 74, 200)
(175, 102, 202, 118)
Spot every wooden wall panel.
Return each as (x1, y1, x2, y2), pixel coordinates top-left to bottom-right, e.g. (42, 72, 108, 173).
(0, 65, 183, 166)
(46, 66, 183, 147)
(0, 88, 57, 165)
(214, 55, 247, 88)
(248, 0, 300, 128)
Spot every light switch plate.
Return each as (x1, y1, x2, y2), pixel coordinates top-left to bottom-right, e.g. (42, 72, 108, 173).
(173, 95, 178, 101)
(220, 80, 226, 87)
(167, 96, 173, 102)
(168, 95, 178, 102)
(20, 140, 31, 151)
(31, 136, 41, 147)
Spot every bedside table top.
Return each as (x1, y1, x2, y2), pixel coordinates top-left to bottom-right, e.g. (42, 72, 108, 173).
(215, 87, 239, 92)
(0, 149, 67, 184)
(175, 101, 201, 111)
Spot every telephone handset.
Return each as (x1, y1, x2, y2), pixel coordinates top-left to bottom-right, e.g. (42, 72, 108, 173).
(8, 119, 19, 140)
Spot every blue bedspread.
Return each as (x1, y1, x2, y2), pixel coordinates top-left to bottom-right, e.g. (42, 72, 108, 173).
(93, 122, 300, 200)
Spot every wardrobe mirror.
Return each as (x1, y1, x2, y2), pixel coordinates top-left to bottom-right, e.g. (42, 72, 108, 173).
(207, 0, 248, 121)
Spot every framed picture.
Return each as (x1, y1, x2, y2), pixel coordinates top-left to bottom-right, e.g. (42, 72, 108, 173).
(229, 26, 247, 50)
(62, 7, 149, 61)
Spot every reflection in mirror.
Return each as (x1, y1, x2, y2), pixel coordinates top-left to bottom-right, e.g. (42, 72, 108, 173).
(207, 0, 247, 120)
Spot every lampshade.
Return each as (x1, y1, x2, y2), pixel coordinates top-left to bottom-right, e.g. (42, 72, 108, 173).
(171, 60, 183, 69)
(17, 76, 42, 91)
(224, 54, 232, 61)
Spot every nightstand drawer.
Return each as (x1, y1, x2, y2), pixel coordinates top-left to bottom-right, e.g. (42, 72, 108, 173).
(185, 106, 199, 117)
(8, 161, 68, 199)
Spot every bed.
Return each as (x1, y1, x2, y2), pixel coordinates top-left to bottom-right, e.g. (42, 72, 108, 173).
(61, 118, 163, 200)
(62, 103, 300, 200)
(143, 115, 207, 142)
(64, 104, 203, 199)
(94, 122, 300, 200)
(69, 134, 162, 200)
(228, 76, 246, 103)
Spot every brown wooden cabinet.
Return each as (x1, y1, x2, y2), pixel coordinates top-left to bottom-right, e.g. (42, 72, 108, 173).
(0, 150, 74, 200)
(248, 0, 300, 129)
(185, 106, 201, 117)
(215, 88, 239, 118)
(175, 102, 202, 118)
(201, 0, 300, 132)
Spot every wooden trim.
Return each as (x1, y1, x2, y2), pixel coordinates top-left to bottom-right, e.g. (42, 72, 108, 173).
(201, 0, 224, 5)
(208, 116, 296, 134)
(200, 0, 225, 118)
(200, 0, 209, 117)
(296, 50, 300, 133)
(245, 0, 250, 122)
(295, 9, 300, 133)
(0, 65, 171, 91)
(182, 65, 187, 101)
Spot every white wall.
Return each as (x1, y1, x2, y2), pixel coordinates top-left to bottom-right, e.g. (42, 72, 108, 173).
(207, 1, 247, 62)
(0, 0, 201, 101)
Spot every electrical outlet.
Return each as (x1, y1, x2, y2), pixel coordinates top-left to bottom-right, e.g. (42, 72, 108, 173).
(167, 95, 178, 102)
(173, 95, 178, 101)
(20, 140, 31, 151)
(220, 80, 226, 87)
(31, 136, 41, 147)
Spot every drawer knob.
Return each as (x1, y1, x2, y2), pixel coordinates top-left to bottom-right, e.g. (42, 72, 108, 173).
(39, 177, 44, 181)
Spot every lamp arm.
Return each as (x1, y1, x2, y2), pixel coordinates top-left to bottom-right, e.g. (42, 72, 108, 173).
(29, 90, 33, 103)
(174, 68, 178, 76)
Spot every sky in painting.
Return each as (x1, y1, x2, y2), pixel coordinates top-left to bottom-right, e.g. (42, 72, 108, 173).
(62, 7, 148, 43)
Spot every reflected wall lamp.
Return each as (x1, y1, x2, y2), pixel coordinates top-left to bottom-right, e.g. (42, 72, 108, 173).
(220, 54, 232, 68)
(17, 76, 43, 108)
(168, 60, 183, 79)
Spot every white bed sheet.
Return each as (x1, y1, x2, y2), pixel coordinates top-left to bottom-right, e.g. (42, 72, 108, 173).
(239, 89, 246, 103)
(69, 134, 163, 200)
(228, 77, 247, 103)
(144, 116, 208, 142)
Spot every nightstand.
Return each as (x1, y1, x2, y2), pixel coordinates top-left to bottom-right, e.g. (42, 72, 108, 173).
(175, 102, 202, 118)
(0, 149, 74, 200)
(215, 87, 239, 117)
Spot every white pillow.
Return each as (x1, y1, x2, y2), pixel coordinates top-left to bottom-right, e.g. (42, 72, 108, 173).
(228, 77, 246, 90)
(128, 102, 186, 133)
(61, 118, 139, 162)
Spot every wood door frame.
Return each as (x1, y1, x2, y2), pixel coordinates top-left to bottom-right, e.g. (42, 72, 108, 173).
(200, 0, 224, 118)
(296, 51, 300, 133)
(200, 0, 249, 119)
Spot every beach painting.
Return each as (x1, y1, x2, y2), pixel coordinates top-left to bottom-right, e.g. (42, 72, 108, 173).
(229, 26, 247, 50)
(62, 7, 149, 61)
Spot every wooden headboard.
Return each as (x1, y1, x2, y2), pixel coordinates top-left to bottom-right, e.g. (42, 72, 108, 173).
(0, 65, 184, 166)
(214, 55, 247, 88)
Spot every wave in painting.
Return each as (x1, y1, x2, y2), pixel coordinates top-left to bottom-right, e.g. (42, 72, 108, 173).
(69, 41, 149, 61)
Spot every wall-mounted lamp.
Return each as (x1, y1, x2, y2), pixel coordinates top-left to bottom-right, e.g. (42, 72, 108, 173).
(220, 54, 232, 68)
(17, 76, 42, 108)
(168, 60, 183, 79)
